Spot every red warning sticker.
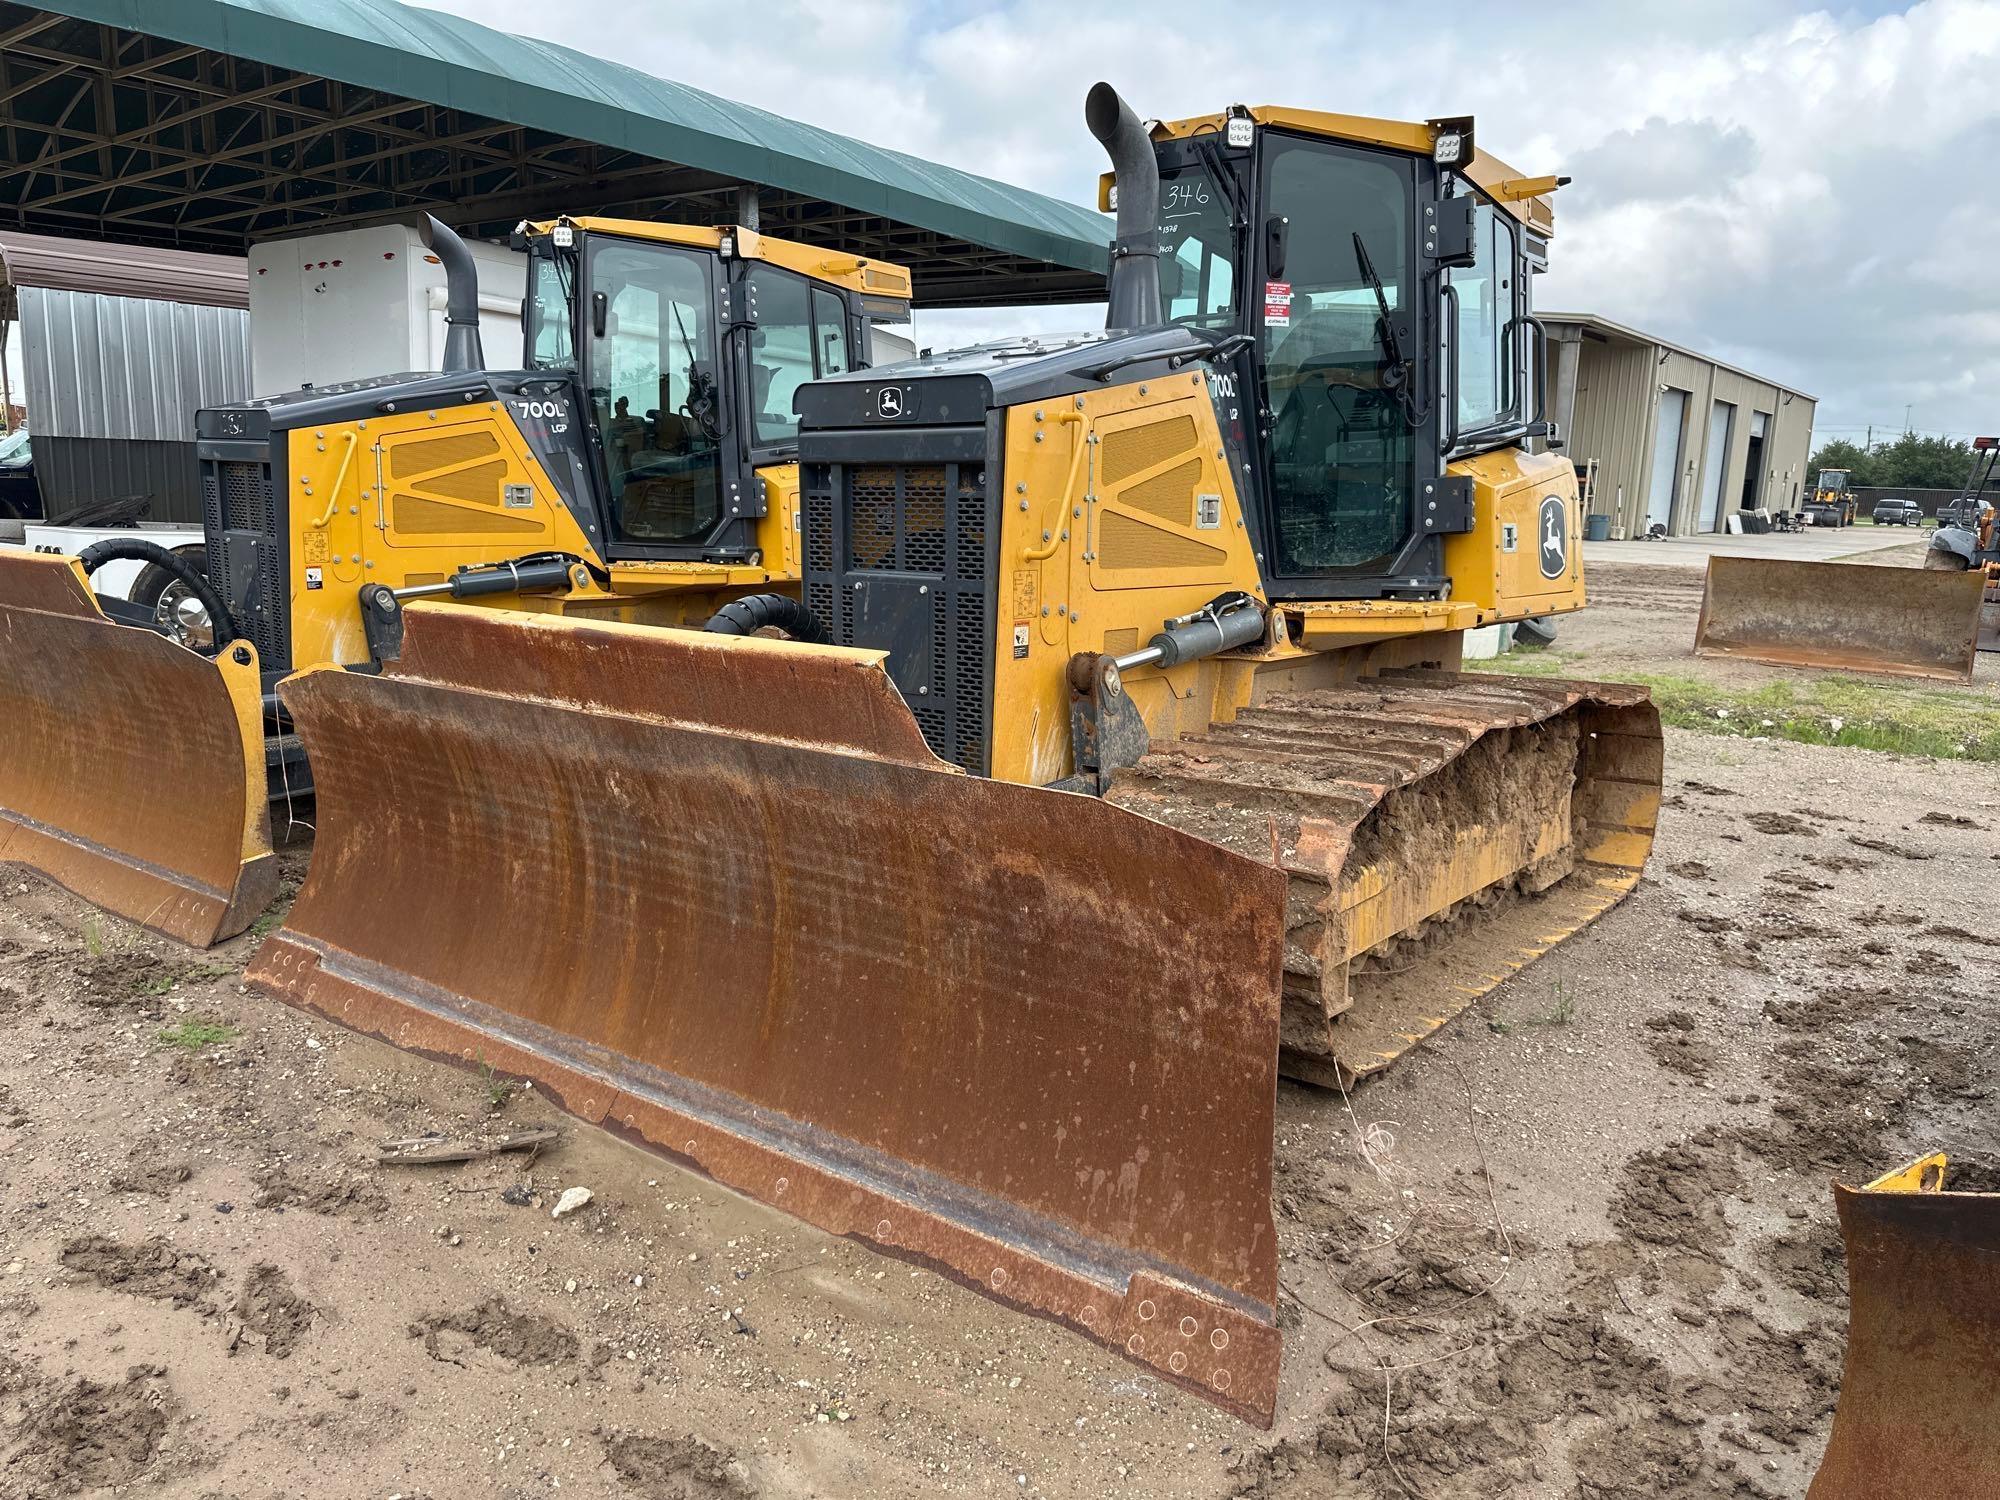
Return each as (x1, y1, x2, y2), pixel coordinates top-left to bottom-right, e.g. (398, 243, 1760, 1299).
(1263, 280, 1292, 328)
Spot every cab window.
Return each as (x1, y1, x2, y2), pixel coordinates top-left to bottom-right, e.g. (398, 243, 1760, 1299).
(747, 269, 855, 446)
(1258, 135, 1417, 576)
(1157, 162, 1235, 327)
(812, 288, 850, 382)
(526, 251, 575, 369)
(1451, 200, 1520, 437)
(586, 239, 722, 545)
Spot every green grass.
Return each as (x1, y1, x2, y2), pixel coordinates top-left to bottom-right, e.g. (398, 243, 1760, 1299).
(244, 908, 287, 941)
(482, 1061, 514, 1112)
(1540, 978, 1578, 1027)
(1489, 979, 1579, 1035)
(156, 1020, 239, 1050)
(81, 917, 106, 957)
(1473, 652, 2000, 761)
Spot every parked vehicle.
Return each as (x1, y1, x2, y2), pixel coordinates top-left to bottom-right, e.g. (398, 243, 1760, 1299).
(0, 428, 36, 525)
(1871, 497, 1923, 526)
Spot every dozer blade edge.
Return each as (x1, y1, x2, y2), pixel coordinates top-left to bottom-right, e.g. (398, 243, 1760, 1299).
(0, 550, 279, 946)
(1808, 1155, 2000, 1498)
(248, 603, 1289, 1424)
(1695, 555, 1985, 683)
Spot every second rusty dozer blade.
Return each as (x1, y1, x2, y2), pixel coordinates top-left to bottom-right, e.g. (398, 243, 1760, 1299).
(249, 603, 1289, 1424)
(0, 550, 278, 945)
(1808, 1154, 2000, 1498)
(1695, 555, 1985, 683)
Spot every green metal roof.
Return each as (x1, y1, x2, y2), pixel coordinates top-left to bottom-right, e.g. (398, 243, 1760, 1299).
(1, 0, 1112, 304)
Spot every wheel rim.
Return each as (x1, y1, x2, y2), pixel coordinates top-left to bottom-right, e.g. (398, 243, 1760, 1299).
(153, 579, 215, 650)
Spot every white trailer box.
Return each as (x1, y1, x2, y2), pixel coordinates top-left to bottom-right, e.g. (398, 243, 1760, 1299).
(249, 225, 526, 396)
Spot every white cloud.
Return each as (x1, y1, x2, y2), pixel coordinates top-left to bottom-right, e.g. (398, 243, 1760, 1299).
(423, 0, 2000, 439)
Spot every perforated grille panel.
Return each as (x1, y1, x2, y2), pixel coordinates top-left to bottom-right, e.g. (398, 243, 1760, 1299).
(802, 444, 994, 776)
(201, 456, 289, 672)
(1098, 510, 1227, 572)
(1099, 415, 1196, 486)
(388, 430, 501, 477)
(1118, 457, 1202, 526)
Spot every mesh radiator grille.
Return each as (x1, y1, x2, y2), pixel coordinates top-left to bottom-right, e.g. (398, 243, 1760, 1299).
(802, 449, 994, 775)
(201, 457, 289, 673)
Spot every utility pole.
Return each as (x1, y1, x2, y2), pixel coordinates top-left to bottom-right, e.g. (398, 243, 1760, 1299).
(1904, 404, 1912, 433)
(1866, 424, 1872, 449)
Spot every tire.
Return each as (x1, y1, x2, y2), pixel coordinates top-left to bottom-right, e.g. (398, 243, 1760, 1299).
(1514, 615, 1558, 649)
(129, 549, 218, 651)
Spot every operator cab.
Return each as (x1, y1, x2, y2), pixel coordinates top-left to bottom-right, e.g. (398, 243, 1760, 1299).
(520, 218, 911, 562)
(1140, 108, 1556, 599)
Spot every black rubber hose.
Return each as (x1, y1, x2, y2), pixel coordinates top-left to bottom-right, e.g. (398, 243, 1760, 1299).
(75, 538, 238, 651)
(702, 593, 828, 644)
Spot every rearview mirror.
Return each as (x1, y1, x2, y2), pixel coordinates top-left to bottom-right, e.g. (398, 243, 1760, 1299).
(1264, 216, 1289, 281)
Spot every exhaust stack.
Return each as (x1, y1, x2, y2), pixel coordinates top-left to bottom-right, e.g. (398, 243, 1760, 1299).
(1085, 83, 1161, 332)
(419, 212, 485, 373)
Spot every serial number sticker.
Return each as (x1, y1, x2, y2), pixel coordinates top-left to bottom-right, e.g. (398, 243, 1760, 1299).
(1012, 623, 1030, 659)
(304, 566, 324, 590)
(1010, 567, 1037, 616)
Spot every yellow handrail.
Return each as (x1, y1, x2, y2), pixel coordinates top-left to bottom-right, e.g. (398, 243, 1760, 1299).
(1021, 412, 1085, 563)
(312, 431, 359, 528)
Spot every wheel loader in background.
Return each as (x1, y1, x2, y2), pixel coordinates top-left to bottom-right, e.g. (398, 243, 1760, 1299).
(225, 85, 1662, 1424)
(0, 216, 911, 944)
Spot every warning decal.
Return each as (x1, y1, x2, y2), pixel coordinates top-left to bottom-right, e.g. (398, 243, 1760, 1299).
(1263, 280, 1292, 328)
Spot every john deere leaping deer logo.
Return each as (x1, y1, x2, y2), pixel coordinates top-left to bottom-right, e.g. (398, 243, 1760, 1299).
(876, 386, 904, 419)
(1538, 495, 1567, 579)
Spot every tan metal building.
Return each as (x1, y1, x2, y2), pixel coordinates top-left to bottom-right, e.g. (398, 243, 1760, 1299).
(1543, 312, 1816, 538)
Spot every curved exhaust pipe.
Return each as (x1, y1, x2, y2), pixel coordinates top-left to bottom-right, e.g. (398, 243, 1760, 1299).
(419, 212, 485, 374)
(1085, 82, 1161, 332)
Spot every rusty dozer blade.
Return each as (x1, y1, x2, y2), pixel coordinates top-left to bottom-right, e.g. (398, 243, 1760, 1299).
(1808, 1154, 2000, 1498)
(1105, 672, 1662, 1086)
(1695, 555, 1985, 683)
(0, 550, 278, 945)
(248, 603, 1289, 1424)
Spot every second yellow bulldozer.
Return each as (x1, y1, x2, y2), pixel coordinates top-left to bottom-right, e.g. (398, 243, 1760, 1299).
(0, 214, 910, 942)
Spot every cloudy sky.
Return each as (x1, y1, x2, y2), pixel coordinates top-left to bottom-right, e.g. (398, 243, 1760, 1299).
(412, 0, 2000, 446)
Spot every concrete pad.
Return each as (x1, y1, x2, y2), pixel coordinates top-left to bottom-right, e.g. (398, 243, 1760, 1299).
(1584, 525, 1920, 570)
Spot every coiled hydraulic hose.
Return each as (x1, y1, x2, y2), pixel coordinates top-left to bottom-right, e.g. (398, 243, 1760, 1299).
(75, 537, 237, 653)
(702, 593, 828, 644)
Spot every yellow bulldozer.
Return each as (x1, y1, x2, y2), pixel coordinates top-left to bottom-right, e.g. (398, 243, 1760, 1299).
(2, 87, 1663, 1423)
(0, 215, 911, 944)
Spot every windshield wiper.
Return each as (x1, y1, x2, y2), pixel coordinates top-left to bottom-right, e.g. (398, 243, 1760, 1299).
(1351, 231, 1425, 429)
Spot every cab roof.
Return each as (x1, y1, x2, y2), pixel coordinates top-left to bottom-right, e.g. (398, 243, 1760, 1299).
(524, 218, 914, 303)
(1150, 108, 1560, 237)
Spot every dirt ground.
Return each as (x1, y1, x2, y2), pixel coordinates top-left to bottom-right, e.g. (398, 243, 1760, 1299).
(3, 545, 1997, 1499)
